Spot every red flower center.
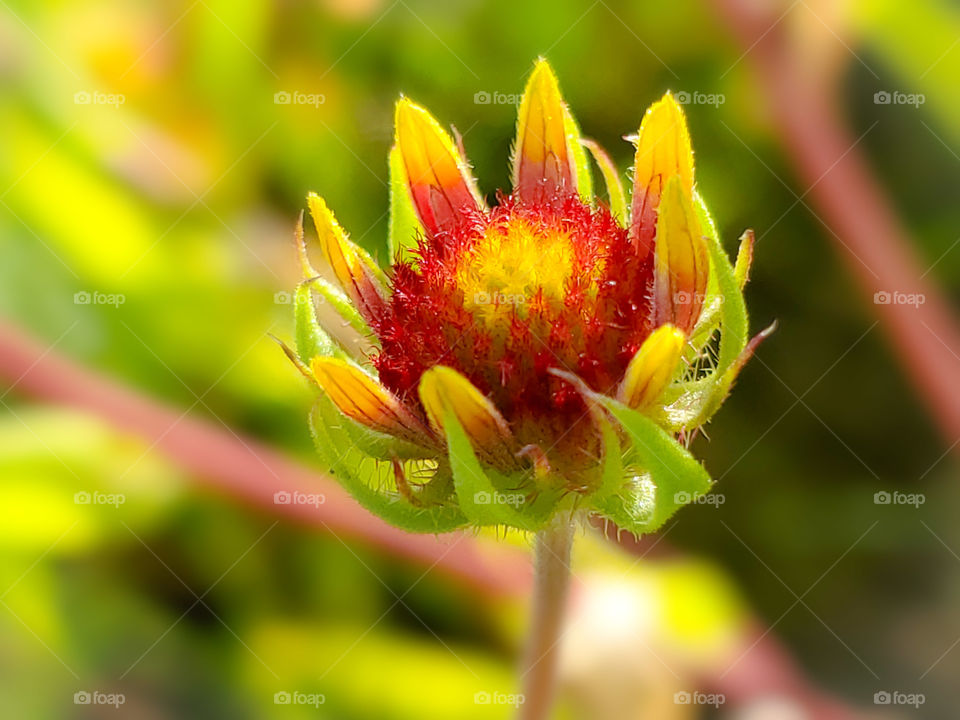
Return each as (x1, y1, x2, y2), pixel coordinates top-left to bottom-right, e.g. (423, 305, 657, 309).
(372, 193, 656, 470)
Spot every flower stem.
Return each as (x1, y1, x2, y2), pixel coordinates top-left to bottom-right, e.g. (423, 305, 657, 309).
(519, 520, 575, 720)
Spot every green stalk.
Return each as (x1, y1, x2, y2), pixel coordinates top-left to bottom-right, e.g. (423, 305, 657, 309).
(518, 520, 575, 720)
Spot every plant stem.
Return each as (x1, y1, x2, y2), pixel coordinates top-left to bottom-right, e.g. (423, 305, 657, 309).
(519, 520, 575, 720)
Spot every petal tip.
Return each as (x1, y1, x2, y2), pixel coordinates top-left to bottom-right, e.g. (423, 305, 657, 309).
(312, 357, 429, 441)
(619, 324, 688, 410)
(418, 365, 518, 469)
(630, 91, 696, 257)
(393, 98, 481, 236)
(514, 58, 577, 201)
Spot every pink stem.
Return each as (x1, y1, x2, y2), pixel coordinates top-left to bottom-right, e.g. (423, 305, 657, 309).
(0, 319, 529, 600)
(712, 0, 960, 444)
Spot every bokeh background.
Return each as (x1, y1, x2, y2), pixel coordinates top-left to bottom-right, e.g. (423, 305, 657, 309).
(1, 0, 959, 717)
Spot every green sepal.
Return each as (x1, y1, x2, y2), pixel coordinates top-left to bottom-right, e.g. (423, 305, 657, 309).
(582, 407, 641, 524)
(309, 396, 467, 533)
(388, 144, 424, 264)
(563, 106, 594, 204)
(658, 192, 750, 430)
(295, 283, 344, 364)
(441, 407, 557, 531)
(694, 192, 748, 371)
(307, 277, 374, 338)
(581, 139, 627, 221)
(597, 396, 713, 534)
(295, 279, 379, 370)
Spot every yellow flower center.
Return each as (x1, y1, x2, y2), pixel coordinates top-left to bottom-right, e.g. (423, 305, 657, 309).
(456, 218, 574, 325)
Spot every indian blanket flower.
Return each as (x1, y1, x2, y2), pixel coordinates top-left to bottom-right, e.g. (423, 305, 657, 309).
(284, 60, 769, 535)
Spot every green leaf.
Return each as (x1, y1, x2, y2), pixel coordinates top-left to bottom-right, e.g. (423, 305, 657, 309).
(387, 145, 423, 264)
(597, 396, 713, 534)
(309, 396, 467, 533)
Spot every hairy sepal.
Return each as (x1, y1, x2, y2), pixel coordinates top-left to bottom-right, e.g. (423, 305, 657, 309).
(309, 395, 466, 533)
(597, 396, 713, 534)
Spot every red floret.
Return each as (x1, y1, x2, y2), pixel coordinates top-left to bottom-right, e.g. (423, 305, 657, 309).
(371, 193, 655, 471)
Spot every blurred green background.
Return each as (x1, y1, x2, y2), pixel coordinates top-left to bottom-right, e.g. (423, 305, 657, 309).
(1, 0, 959, 717)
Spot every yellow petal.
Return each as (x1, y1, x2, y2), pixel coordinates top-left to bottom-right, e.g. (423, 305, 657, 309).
(513, 59, 578, 203)
(653, 176, 709, 333)
(629, 92, 694, 259)
(618, 324, 687, 410)
(311, 357, 430, 441)
(307, 192, 386, 321)
(417, 365, 519, 469)
(394, 98, 483, 237)
(734, 228, 755, 290)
